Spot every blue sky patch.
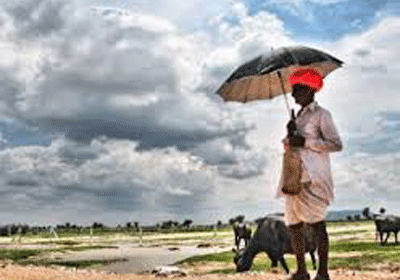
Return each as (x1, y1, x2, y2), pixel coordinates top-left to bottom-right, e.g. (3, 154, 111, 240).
(246, 0, 392, 41)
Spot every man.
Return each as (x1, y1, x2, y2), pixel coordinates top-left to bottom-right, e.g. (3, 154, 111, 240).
(277, 69, 343, 280)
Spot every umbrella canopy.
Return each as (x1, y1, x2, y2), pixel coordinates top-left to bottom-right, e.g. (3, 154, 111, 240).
(216, 46, 343, 103)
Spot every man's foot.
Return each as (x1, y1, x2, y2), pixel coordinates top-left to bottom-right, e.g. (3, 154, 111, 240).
(313, 273, 330, 280)
(285, 272, 310, 280)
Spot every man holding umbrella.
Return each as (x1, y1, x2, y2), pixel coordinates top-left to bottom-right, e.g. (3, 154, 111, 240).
(278, 69, 343, 280)
(216, 46, 344, 280)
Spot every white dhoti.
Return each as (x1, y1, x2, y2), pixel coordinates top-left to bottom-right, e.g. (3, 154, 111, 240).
(284, 181, 330, 226)
(276, 103, 342, 226)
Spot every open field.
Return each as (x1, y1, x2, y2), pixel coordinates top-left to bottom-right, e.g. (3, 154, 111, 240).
(1, 220, 400, 279)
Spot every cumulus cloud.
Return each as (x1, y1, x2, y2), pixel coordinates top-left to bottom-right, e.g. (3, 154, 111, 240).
(333, 151, 400, 214)
(0, 137, 219, 223)
(1, 0, 398, 224)
(315, 15, 400, 134)
(0, 1, 297, 224)
(0, 2, 252, 151)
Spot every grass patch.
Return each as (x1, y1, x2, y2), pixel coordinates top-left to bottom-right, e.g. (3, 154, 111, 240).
(0, 245, 119, 266)
(208, 268, 236, 274)
(329, 229, 369, 236)
(0, 248, 43, 262)
(176, 250, 315, 274)
(21, 258, 129, 269)
(175, 250, 234, 264)
(329, 252, 397, 270)
(330, 241, 400, 253)
(66, 245, 119, 252)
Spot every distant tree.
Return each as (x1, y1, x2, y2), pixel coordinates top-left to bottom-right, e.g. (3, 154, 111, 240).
(161, 220, 173, 229)
(235, 215, 245, 223)
(228, 218, 236, 226)
(354, 214, 361, 221)
(181, 219, 193, 228)
(362, 207, 370, 219)
(126, 222, 132, 229)
(65, 222, 71, 228)
(347, 215, 353, 221)
(380, 207, 386, 214)
(92, 222, 104, 229)
(56, 224, 65, 230)
(217, 220, 222, 228)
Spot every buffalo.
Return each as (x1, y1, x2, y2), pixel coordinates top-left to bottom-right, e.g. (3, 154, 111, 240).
(233, 222, 252, 250)
(374, 214, 400, 245)
(233, 216, 316, 274)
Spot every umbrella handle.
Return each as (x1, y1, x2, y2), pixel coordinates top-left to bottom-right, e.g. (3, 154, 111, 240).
(277, 71, 293, 118)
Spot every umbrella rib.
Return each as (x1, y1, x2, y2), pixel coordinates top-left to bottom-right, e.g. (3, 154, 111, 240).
(286, 47, 299, 65)
(267, 73, 272, 100)
(277, 70, 291, 114)
(243, 78, 253, 103)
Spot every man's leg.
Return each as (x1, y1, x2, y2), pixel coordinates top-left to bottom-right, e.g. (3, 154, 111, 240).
(310, 221, 329, 277)
(289, 222, 308, 275)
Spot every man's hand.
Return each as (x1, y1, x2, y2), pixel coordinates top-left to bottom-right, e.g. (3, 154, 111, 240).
(289, 135, 305, 147)
(286, 120, 297, 136)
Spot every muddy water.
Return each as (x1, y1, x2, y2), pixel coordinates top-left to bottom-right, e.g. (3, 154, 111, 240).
(60, 245, 229, 274)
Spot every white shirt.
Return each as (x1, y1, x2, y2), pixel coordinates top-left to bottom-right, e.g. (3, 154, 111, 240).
(276, 102, 343, 204)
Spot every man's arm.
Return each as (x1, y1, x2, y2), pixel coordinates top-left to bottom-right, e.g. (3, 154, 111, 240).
(304, 110, 342, 152)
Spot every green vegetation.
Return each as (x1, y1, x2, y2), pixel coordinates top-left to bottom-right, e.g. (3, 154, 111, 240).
(176, 221, 400, 273)
(0, 248, 43, 262)
(328, 229, 369, 236)
(20, 258, 128, 269)
(176, 250, 233, 264)
(2, 219, 400, 273)
(0, 245, 120, 267)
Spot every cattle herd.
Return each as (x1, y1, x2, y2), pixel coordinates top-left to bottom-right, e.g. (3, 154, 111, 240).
(232, 213, 400, 273)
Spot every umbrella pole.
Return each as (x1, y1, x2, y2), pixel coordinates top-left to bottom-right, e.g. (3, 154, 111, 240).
(282, 93, 292, 119)
(277, 71, 293, 119)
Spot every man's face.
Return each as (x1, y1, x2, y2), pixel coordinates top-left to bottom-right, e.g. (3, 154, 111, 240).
(291, 84, 315, 107)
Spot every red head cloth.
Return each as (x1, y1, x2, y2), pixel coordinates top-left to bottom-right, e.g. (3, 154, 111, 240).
(289, 68, 323, 91)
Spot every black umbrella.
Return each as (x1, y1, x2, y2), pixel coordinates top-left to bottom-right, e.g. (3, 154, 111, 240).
(216, 46, 343, 113)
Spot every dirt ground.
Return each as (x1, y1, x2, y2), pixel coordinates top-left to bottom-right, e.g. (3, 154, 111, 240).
(1, 263, 400, 280)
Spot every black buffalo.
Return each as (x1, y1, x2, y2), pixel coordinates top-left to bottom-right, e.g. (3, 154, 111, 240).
(233, 222, 252, 250)
(233, 216, 316, 274)
(374, 214, 400, 245)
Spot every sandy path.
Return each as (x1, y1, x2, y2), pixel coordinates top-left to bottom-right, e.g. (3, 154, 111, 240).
(1, 265, 400, 280)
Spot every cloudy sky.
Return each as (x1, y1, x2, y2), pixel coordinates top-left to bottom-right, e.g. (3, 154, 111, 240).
(0, 0, 398, 226)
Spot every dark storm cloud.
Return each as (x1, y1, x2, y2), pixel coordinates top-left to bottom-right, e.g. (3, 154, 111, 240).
(0, 138, 216, 215)
(0, 4, 251, 151)
(4, 0, 67, 37)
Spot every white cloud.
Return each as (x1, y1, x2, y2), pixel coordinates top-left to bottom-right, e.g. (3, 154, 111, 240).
(0, 137, 221, 223)
(0, 2, 255, 150)
(313, 16, 400, 134)
(1, 0, 399, 224)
